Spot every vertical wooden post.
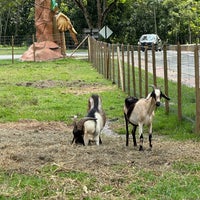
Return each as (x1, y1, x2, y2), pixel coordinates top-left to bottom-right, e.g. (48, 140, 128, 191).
(138, 45, 142, 97)
(127, 44, 130, 95)
(107, 43, 111, 80)
(11, 36, 14, 64)
(104, 42, 107, 78)
(97, 41, 100, 71)
(145, 46, 148, 97)
(163, 44, 169, 114)
(131, 45, 136, 96)
(194, 44, 200, 134)
(112, 44, 115, 84)
(121, 44, 125, 92)
(177, 43, 182, 121)
(117, 46, 124, 91)
(60, 32, 66, 56)
(117, 44, 120, 88)
(100, 42, 103, 74)
(32, 34, 36, 62)
(152, 44, 157, 86)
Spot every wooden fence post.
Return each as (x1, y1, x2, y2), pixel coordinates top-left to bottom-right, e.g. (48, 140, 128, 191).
(112, 44, 115, 84)
(152, 44, 157, 86)
(103, 42, 107, 78)
(121, 44, 125, 92)
(97, 41, 100, 72)
(163, 44, 169, 114)
(131, 45, 136, 96)
(138, 45, 142, 97)
(11, 36, 14, 64)
(117, 44, 120, 88)
(177, 42, 182, 121)
(127, 44, 130, 95)
(117, 46, 124, 91)
(145, 46, 148, 96)
(194, 44, 200, 134)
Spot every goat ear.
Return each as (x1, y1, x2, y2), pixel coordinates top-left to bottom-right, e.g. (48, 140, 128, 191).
(161, 92, 170, 100)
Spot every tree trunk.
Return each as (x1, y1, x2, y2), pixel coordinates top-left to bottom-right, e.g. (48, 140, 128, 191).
(73, 0, 118, 29)
(73, 0, 94, 29)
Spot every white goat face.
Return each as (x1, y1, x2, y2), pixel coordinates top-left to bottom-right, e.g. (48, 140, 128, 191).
(154, 89, 161, 107)
(151, 88, 170, 107)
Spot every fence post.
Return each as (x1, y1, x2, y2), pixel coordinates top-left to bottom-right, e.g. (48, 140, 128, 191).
(152, 44, 157, 86)
(194, 44, 200, 134)
(11, 36, 14, 64)
(177, 42, 182, 121)
(163, 44, 169, 114)
(97, 41, 100, 71)
(112, 44, 115, 84)
(103, 42, 107, 78)
(131, 45, 136, 96)
(121, 44, 125, 92)
(127, 44, 130, 95)
(138, 45, 142, 97)
(107, 43, 111, 80)
(144, 46, 148, 97)
(117, 46, 124, 91)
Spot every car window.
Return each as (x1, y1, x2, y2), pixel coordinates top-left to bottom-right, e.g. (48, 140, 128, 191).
(140, 34, 156, 42)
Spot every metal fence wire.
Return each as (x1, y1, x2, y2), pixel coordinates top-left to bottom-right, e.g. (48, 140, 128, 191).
(0, 35, 200, 133)
(88, 37, 200, 134)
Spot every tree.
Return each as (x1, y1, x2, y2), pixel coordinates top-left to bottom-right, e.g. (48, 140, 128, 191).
(162, 0, 200, 44)
(72, 0, 126, 29)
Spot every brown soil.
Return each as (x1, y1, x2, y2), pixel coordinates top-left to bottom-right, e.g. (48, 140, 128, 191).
(0, 120, 199, 175)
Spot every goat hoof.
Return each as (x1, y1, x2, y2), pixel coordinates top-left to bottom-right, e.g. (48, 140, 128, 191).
(139, 146, 143, 151)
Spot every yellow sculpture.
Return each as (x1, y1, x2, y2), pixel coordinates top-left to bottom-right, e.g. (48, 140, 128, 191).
(55, 12, 78, 46)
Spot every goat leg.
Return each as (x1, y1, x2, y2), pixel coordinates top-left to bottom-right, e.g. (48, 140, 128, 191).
(139, 134, 144, 151)
(132, 126, 137, 146)
(71, 137, 75, 144)
(99, 136, 102, 144)
(148, 123, 153, 149)
(139, 125, 144, 151)
(149, 134, 152, 149)
(124, 113, 129, 146)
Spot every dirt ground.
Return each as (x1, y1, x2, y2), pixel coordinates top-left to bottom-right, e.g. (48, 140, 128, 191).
(0, 120, 200, 175)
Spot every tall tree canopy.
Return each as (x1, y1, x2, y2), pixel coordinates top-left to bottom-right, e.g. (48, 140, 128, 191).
(72, 0, 126, 29)
(0, 0, 200, 45)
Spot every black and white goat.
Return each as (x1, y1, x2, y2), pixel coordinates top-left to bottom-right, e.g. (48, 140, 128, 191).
(72, 94, 106, 145)
(124, 86, 170, 151)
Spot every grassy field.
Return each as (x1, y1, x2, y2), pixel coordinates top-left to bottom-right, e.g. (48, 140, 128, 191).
(0, 58, 199, 200)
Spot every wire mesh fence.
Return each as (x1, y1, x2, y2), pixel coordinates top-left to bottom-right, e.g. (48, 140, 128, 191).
(88, 37, 200, 134)
(1, 34, 200, 133)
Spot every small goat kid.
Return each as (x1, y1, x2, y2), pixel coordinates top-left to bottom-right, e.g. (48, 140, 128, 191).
(72, 94, 106, 146)
(124, 86, 170, 151)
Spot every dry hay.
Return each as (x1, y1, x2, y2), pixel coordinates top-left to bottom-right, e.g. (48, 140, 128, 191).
(0, 120, 199, 175)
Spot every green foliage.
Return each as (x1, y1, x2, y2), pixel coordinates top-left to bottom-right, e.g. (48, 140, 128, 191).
(127, 166, 200, 200)
(1, 0, 200, 45)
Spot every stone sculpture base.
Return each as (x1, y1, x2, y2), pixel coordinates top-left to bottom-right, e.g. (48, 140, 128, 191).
(20, 41, 64, 61)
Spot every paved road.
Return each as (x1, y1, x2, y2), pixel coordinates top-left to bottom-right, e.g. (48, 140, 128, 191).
(0, 52, 88, 60)
(133, 50, 197, 87)
(0, 55, 22, 60)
